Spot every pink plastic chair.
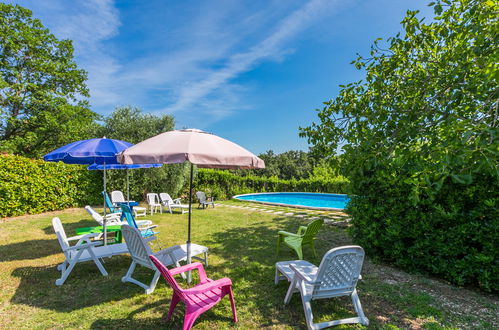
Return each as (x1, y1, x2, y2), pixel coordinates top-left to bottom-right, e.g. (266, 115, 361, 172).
(149, 255, 237, 330)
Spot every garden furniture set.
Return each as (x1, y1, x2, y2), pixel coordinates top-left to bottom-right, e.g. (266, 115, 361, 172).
(51, 197, 367, 329)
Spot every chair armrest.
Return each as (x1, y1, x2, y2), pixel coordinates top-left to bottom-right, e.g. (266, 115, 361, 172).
(64, 241, 103, 251)
(104, 212, 121, 220)
(289, 264, 320, 284)
(297, 226, 308, 235)
(173, 198, 182, 204)
(184, 278, 232, 295)
(135, 220, 153, 226)
(154, 246, 182, 266)
(67, 232, 101, 241)
(169, 262, 208, 282)
(278, 230, 301, 237)
(144, 236, 157, 243)
(140, 225, 158, 231)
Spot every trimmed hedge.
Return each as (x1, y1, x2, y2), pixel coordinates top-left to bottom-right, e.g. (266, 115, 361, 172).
(0, 154, 101, 217)
(348, 173, 498, 292)
(194, 168, 349, 199)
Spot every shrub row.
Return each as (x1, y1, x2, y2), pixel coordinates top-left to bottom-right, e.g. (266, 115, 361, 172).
(194, 168, 349, 199)
(0, 154, 101, 217)
(348, 172, 498, 292)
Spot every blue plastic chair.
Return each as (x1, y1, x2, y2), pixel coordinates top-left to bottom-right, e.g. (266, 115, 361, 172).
(120, 204, 159, 238)
(102, 191, 121, 214)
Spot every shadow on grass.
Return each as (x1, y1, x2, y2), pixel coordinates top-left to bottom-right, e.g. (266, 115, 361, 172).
(0, 219, 114, 263)
(0, 239, 59, 262)
(41, 218, 96, 235)
(90, 298, 237, 329)
(10, 255, 148, 312)
(203, 215, 362, 328)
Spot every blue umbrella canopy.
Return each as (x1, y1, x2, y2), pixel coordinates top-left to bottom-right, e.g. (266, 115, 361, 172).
(44, 138, 133, 165)
(87, 163, 162, 170)
(44, 137, 134, 245)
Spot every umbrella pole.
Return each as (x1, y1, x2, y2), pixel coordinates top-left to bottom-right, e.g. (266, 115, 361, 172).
(187, 162, 193, 283)
(126, 168, 130, 202)
(103, 163, 107, 246)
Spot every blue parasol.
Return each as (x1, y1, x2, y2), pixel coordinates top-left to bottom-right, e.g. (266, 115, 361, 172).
(88, 163, 162, 202)
(44, 137, 133, 244)
(44, 138, 132, 164)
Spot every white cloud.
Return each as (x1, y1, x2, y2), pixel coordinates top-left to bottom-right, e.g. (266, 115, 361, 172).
(162, 0, 341, 116)
(9, 0, 343, 122)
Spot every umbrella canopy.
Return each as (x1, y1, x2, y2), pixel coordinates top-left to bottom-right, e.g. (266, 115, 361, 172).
(118, 129, 264, 280)
(44, 137, 133, 244)
(117, 129, 265, 169)
(44, 138, 132, 164)
(88, 163, 163, 201)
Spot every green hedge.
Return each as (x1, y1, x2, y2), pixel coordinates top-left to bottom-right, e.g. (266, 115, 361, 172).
(0, 154, 101, 217)
(194, 168, 349, 199)
(348, 172, 498, 292)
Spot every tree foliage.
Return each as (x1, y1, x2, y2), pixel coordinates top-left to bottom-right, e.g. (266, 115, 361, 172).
(234, 150, 314, 180)
(301, 0, 498, 291)
(99, 106, 190, 200)
(0, 4, 98, 157)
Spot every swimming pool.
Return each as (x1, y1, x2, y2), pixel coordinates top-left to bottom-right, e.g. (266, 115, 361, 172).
(233, 192, 349, 210)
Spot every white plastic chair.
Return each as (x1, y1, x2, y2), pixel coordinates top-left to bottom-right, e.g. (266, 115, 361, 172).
(52, 217, 128, 286)
(275, 246, 368, 329)
(196, 191, 214, 209)
(146, 193, 162, 214)
(121, 225, 209, 294)
(159, 193, 189, 214)
(85, 205, 153, 227)
(111, 190, 147, 217)
(85, 205, 122, 226)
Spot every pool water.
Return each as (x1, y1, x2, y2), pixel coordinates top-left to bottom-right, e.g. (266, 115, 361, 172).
(233, 192, 349, 210)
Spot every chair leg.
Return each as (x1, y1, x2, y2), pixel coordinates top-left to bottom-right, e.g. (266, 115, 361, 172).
(310, 240, 317, 258)
(88, 248, 108, 276)
(166, 292, 181, 321)
(284, 276, 299, 304)
(183, 308, 203, 330)
(122, 260, 137, 283)
(56, 254, 81, 286)
(228, 287, 238, 322)
(276, 236, 281, 256)
(294, 245, 303, 260)
(144, 270, 161, 294)
(301, 295, 316, 330)
(351, 289, 369, 325)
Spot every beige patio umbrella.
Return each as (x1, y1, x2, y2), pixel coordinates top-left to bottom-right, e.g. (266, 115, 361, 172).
(117, 129, 265, 276)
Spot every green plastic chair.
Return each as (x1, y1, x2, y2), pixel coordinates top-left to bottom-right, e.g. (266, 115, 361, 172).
(276, 219, 324, 260)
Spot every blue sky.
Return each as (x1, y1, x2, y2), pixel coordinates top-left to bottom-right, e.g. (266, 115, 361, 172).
(10, 0, 434, 154)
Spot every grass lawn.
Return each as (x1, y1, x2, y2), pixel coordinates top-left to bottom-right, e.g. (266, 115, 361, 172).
(0, 203, 497, 329)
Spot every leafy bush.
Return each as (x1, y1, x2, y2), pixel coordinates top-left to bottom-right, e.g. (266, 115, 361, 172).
(194, 168, 349, 200)
(0, 154, 101, 217)
(301, 1, 498, 291)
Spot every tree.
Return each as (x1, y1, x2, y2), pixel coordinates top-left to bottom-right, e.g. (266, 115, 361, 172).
(231, 150, 314, 180)
(99, 106, 174, 144)
(300, 0, 498, 291)
(0, 4, 97, 157)
(99, 106, 190, 199)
